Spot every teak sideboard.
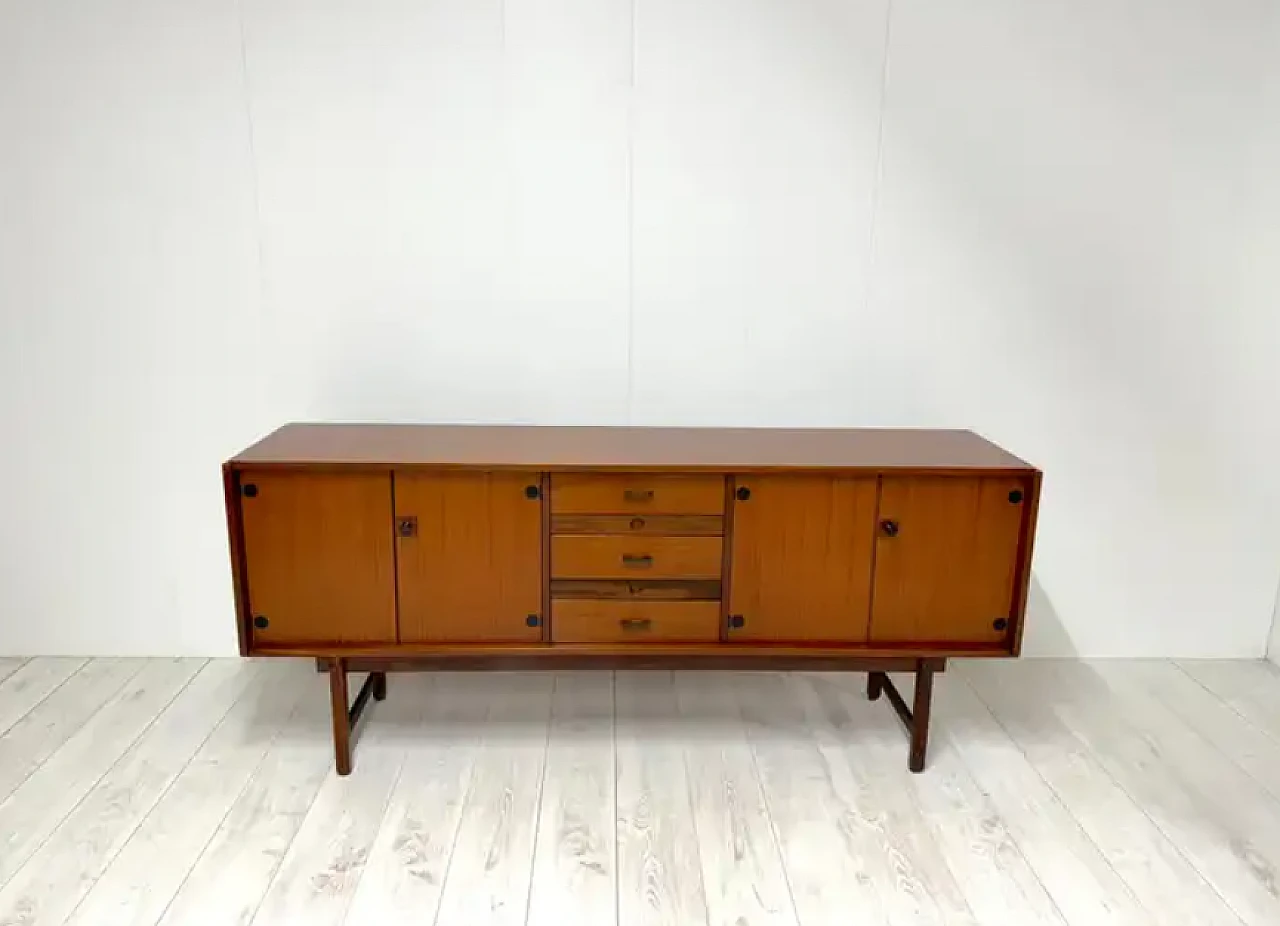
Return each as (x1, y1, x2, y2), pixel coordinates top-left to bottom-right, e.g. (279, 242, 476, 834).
(223, 424, 1041, 774)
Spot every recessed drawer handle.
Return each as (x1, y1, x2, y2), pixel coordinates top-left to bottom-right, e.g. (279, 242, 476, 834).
(621, 554, 654, 569)
(623, 489, 655, 502)
(619, 618, 652, 631)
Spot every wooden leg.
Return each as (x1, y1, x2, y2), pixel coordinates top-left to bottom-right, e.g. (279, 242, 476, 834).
(874, 659, 941, 773)
(372, 671, 387, 701)
(328, 657, 352, 776)
(909, 659, 936, 774)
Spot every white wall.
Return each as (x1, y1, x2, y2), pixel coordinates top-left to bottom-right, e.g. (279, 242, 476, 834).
(1270, 585, 1280, 667)
(1, 0, 1277, 656)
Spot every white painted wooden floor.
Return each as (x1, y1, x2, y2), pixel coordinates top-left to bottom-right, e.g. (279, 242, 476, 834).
(0, 657, 1278, 925)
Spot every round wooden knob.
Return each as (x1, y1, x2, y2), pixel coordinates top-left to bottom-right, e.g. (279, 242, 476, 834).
(524, 485, 539, 499)
(630, 517, 645, 530)
(253, 615, 269, 629)
(736, 486, 751, 501)
(242, 484, 258, 498)
(1008, 490, 1024, 504)
(993, 618, 1008, 631)
(526, 614, 540, 627)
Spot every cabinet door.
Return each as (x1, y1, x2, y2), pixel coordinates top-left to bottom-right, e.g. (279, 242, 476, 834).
(870, 476, 1027, 644)
(395, 472, 543, 643)
(728, 475, 877, 642)
(239, 472, 396, 646)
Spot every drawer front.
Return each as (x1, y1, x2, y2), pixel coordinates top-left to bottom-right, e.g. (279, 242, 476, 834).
(551, 579, 721, 600)
(551, 474, 725, 515)
(551, 514, 724, 536)
(552, 536, 723, 580)
(552, 601, 720, 643)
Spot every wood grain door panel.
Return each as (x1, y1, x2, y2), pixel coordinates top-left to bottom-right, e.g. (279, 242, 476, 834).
(239, 472, 396, 645)
(870, 476, 1027, 644)
(395, 471, 543, 643)
(727, 475, 877, 642)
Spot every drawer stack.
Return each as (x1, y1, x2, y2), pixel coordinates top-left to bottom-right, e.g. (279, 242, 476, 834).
(548, 474, 726, 643)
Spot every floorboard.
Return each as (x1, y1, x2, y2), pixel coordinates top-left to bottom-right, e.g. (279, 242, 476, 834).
(962, 660, 1244, 926)
(614, 671, 707, 926)
(431, 672, 554, 926)
(527, 672, 616, 926)
(0, 657, 90, 737)
(0, 658, 1277, 926)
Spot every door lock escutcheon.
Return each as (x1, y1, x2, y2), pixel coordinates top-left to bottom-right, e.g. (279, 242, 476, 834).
(396, 516, 418, 538)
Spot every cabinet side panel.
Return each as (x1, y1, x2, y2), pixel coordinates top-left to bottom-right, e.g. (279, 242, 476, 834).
(396, 471, 543, 643)
(870, 476, 1025, 646)
(223, 465, 251, 655)
(1010, 471, 1042, 655)
(727, 475, 877, 642)
(239, 471, 397, 646)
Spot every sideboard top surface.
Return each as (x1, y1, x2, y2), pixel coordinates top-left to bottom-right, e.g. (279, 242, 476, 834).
(228, 424, 1037, 473)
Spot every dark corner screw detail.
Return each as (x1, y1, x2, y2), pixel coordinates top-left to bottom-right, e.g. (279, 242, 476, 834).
(525, 485, 540, 499)
(253, 615, 269, 629)
(242, 484, 258, 498)
(993, 618, 1009, 631)
(526, 614, 540, 627)
(736, 486, 751, 501)
(1008, 489, 1024, 504)
(728, 614, 745, 628)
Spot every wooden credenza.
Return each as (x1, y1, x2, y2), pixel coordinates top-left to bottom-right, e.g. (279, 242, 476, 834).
(224, 424, 1041, 774)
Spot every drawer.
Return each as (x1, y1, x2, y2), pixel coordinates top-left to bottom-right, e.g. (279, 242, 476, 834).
(550, 474, 725, 515)
(551, 579, 721, 600)
(550, 514, 724, 536)
(552, 536, 723, 579)
(552, 601, 720, 643)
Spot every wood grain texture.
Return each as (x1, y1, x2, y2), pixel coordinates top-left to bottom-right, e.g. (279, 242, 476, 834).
(0, 659, 28, 688)
(155, 675, 335, 926)
(1176, 660, 1280, 744)
(816, 672, 1066, 926)
(0, 658, 143, 804)
(551, 601, 720, 644)
(1133, 661, 1280, 804)
(551, 535, 723, 579)
(64, 661, 313, 926)
(615, 671, 708, 926)
(962, 661, 1242, 926)
(0, 658, 205, 890)
(551, 579, 721, 601)
(239, 471, 397, 645)
(928, 671, 1154, 925)
(527, 673, 616, 926)
(1028, 660, 1280, 925)
(250, 673, 418, 926)
(433, 673, 554, 926)
(733, 671, 893, 923)
(673, 672, 798, 926)
(230, 424, 1037, 472)
(344, 674, 493, 925)
(395, 471, 543, 643)
(0, 657, 89, 736)
(2, 659, 1278, 925)
(0, 660, 259, 926)
(551, 514, 724, 536)
(870, 476, 1027, 645)
(551, 473, 725, 515)
(727, 475, 878, 642)
(791, 673, 977, 924)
